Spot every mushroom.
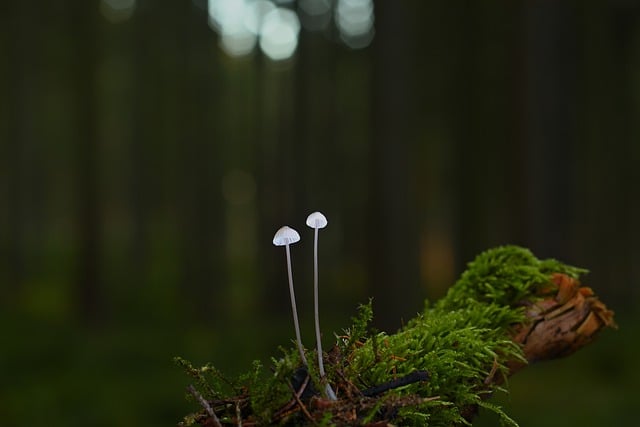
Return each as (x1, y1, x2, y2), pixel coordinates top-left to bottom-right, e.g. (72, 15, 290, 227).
(273, 226, 308, 366)
(306, 212, 337, 400)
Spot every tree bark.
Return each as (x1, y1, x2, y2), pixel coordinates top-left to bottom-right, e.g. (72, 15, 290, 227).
(510, 273, 615, 372)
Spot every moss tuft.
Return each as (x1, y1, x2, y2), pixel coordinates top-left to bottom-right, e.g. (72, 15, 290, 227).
(439, 245, 587, 310)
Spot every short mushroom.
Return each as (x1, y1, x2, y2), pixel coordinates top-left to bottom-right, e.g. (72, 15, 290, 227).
(306, 211, 337, 400)
(273, 226, 308, 366)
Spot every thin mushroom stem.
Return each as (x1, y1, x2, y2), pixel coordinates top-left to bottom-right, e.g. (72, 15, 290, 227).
(286, 243, 308, 366)
(313, 227, 322, 372)
(313, 225, 337, 400)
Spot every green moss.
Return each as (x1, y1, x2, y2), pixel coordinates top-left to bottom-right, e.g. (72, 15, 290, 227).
(177, 245, 589, 426)
(340, 301, 524, 426)
(439, 245, 586, 311)
(249, 354, 297, 423)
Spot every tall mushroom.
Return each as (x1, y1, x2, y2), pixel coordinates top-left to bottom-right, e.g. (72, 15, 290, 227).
(273, 226, 308, 366)
(306, 212, 337, 400)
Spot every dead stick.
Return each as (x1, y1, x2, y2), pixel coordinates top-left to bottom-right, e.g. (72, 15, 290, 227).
(273, 374, 311, 419)
(235, 400, 242, 427)
(286, 380, 316, 425)
(362, 370, 430, 397)
(187, 384, 223, 427)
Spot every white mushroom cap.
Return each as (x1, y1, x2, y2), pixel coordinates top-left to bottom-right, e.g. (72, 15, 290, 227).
(306, 211, 328, 229)
(273, 226, 301, 246)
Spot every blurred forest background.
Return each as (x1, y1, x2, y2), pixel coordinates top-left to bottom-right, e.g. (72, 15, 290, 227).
(1, 1, 639, 426)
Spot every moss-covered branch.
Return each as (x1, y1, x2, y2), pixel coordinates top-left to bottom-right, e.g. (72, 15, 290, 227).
(175, 246, 616, 426)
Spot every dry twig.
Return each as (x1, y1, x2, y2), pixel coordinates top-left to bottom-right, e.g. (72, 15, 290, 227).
(188, 385, 223, 427)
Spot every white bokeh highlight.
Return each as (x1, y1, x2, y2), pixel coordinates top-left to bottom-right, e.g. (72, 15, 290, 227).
(259, 8, 300, 61)
(208, 0, 373, 59)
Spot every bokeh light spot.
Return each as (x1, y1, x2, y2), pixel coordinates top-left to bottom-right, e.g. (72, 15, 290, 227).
(259, 8, 300, 61)
(208, 0, 243, 33)
(100, 0, 136, 24)
(244, 0, 277, 35)
(209, 0, 258, 57)
(208, 0, 374, 58)
(298, 0, 332, 31)
(336, 0, 374, 49)
(220, 31, 258, 57)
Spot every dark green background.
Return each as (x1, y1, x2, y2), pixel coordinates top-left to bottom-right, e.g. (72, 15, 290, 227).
(1, 1, 638, 425)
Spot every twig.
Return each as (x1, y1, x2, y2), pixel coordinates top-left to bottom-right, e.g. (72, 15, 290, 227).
(361, 370, 430, 397)
(334, 368, 361, 398)
(273, 373, 311, 419)
(187, 384, 223, 427)
(484, 355, 500, 386)
(235, 400, 242, 427)
(286, 379, 316, 425)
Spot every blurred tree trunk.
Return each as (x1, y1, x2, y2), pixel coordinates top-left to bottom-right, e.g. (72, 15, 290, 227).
(522, 3, 577, 260)
(450, 4, 528, 267)
(607, 6, 640, 307)
(575, 4, 640, 307)
(130, 5, 154, 298)
(253, 53, 277, 316)
(3, 1, 34, 295)
(175, 2, 226, 322)
(255, 55, 299, 317)
(369, 1, 422, 331)
(70, 0, 103, 323)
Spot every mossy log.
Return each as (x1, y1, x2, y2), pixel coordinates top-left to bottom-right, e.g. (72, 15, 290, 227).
(509, 272, 615, 372)
(176, 246, 616, 427)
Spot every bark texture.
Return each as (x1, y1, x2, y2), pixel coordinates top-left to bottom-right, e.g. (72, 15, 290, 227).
(510, 273, 616, 371)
